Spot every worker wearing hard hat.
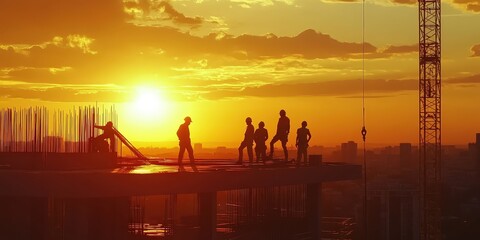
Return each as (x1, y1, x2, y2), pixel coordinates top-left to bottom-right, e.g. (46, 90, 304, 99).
(237, 117, 255, 164)
(176, 116, 197, 172)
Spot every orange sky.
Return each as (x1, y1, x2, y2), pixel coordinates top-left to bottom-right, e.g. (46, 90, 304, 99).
(1, 0, 480, 147)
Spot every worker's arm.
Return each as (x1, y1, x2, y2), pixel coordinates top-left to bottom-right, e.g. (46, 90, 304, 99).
(265, 129, 269, 141)
(287, 118, 290, 134)
(307, 129, 312, 143)
(94, 125, 106, 130)
(295, 129, 299, 147)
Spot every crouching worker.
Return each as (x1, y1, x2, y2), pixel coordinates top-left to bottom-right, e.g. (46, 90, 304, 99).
(90, 121, 116, 153)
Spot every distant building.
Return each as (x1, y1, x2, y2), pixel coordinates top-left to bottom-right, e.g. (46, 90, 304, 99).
(194, 143, 203, 152)
(399, 143, 412, 162)
(341, 141, 357, 163)
(368, 181, 419, 240)
(475, 133, 480, 170)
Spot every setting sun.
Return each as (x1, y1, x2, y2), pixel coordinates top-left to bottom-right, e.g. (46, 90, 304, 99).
(130, 87, 169, 121)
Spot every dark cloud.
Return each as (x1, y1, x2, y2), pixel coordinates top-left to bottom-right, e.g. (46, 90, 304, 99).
(391, 0, 480, 10)
(218, 29, 377, 59)
(157, 1, 203, 26)
(124, 0, 203, 27)
(446, 74, 480, 84)
(0, 43, 95, 68)
(452, 0, 480, 12)
(390, 0, 416, 5)
(200, 78, 417, 100)
(471, 44, 480, 57)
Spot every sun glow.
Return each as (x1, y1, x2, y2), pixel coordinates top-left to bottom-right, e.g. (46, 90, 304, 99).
(130, 86, 170, 121)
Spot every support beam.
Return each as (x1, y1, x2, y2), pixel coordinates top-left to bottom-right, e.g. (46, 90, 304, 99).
(198, 192, 217, 240)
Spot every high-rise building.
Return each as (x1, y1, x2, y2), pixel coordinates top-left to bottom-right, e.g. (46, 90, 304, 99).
(194, 143, 203, 152)
(399, 143, 412, 162)
(476, 133, 480, 145)
(368, 182, 420, 240)
(341, 141, 357, 163)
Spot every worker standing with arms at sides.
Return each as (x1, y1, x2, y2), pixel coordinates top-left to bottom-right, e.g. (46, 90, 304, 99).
(237, 117, 255, 164)
(296, 121, 311, 166)
(254, 121, 269, 163)
(269, 109, 290, 162)
(176, 116, 198, 172)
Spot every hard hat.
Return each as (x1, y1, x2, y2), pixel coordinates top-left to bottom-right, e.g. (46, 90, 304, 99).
(106, 121, 113, 127)
(184, 116, 192, 122)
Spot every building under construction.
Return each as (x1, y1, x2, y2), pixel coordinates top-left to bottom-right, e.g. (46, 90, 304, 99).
(0, 107, 361, 240)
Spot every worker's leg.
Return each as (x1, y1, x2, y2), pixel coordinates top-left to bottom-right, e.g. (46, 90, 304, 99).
(238, 141, 246, 163)
(186, 143, 197, 172)
(261, 145, 267, 163)
(269, 135, 279, 158)
(255, 145, 261, 162)
(281, 140, 288, 162)
(296, 148, 302, 166)
(303, 147, 308, 165)
(178, 143, 186, 171)
(247, 144, 253, 163)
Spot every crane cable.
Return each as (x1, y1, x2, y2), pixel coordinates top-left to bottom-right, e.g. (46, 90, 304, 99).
(361, 0, 368, 239)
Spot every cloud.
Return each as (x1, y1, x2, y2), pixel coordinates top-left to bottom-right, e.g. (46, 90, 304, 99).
(471, 44, 480, 57)
(387, 0, 480, 11)
(0, 0, 127, 43)
(446, 74, 480, 84)
(452, 0, 480, 12)
(211, 29, 378, 60)
(124, 0, 203, 27)
(230, 0, 296, 7)
(382, 44, 418, 54)
(200, 78, 417, 100)
(389, 0, 416, 5)
(0, 36, 97, 68)
(0, 84, 129, 102)
(0, 0, 421, 101)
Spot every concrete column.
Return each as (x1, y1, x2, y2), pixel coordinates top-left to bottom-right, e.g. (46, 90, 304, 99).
(30, 197, 49, 240)
(307, 183, 322, 240)
(306, 155, 322, 240)
(198, 192, 217, 240)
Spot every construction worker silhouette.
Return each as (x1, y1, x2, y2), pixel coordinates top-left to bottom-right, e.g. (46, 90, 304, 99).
(254, 121, 268, 163)
(296, 121, 311, 166)
(177, 116, 197, 172)
(270, 109, 290, 161)
(93, 121, 115, 152)
(237, 117, 254, 164)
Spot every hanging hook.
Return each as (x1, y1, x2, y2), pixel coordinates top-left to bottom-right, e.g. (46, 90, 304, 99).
(361, 126, 367, 142)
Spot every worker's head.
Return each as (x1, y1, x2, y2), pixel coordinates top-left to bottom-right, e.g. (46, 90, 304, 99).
(259, 121, 265, 128)
(279, 109, 286, 117)
(184, 116, 192, 124)
(302, 121, 307, 127)
(106, 121, 113, 128)
(245, 117, 252, 124)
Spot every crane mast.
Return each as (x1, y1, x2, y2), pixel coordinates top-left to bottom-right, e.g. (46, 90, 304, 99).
(419, 0, 441, 239)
